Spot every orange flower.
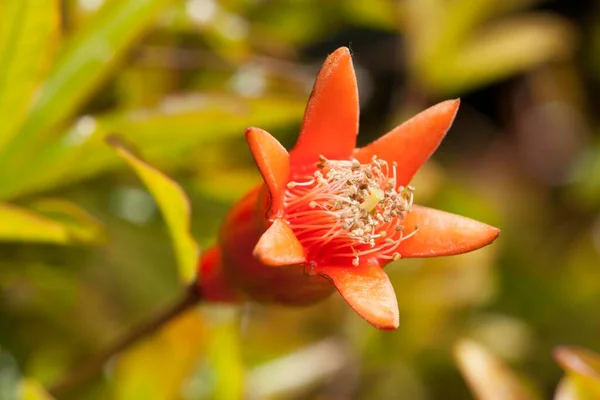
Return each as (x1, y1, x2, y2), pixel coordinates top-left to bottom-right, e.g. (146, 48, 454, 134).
(199, 47, 499, 329)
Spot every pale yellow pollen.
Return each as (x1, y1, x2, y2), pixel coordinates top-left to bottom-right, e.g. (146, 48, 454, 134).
(360, 187, 385, 212)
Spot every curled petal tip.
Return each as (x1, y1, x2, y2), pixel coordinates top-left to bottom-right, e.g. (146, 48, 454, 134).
(448, 98, 461, 107)
(290, 46, 359, 164)
(354, 99, 461, 186)
(253, 219, 306, 267)
(317, 263, 399, 330)
(245, 127, 290, 217)
(330, 46, 351, 57)
(489, 227, 501, 242)
(399, 205, 500, 258)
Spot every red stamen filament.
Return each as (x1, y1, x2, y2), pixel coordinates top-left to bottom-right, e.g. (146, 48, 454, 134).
(284, 156, 417, 267)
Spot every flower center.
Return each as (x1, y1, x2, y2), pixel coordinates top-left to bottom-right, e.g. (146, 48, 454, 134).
(284, 155, 418, 268)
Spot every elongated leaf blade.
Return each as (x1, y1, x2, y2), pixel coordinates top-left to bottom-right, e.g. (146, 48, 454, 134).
(423, 15, 575, 94)
(0, 0, 60, 151)
(0, 351, 19, 400)
(555, 346, 600, 400)
(26, 198, 107, 244)
(113, 311, 205, 400)
(0, 0, 172, 166)
(0, 200, 104, 244)
(109, 138, 199, 282)
(454, 339, 541, 400)
(0, 94, 305, 200)
(21, 379, 55, 400)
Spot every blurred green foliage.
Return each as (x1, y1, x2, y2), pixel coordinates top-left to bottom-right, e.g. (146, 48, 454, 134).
(0, 0, 599, 399)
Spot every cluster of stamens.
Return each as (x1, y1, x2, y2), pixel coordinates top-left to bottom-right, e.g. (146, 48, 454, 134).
(284, 155, 418, 267)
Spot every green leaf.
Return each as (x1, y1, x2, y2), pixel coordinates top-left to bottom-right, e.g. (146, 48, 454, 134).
(0, 0, 60, 152)
(554, 346, 600, 400)
(555, 377, 581, 400)
(20, 379, 55, 400)
(420, 0, 544, 55)
(0, 0, 172, 167)
(454, 339, 541, 400)
(0, 94, 305, 200)
(112, 310, 206, 400)
(0, 351, 52, 400)
(0, 351, 19, 400)
(207, 310, 245, 400)
(423, 15, 575, 94)
(0, 203, 73, 244)
(26, 198, 107, 244)
(109, 138, 199, 282)
(569, 142, 600, 209)
(0, 200, 105, 244)
(343, 0, 397, 30)
(194, 169, 261, 203)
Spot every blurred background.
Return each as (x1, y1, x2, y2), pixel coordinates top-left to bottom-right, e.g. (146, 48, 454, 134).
(1, 0, 600, 399)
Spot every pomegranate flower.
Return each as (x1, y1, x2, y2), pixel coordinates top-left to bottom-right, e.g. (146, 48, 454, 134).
(199, 47, 499, 329)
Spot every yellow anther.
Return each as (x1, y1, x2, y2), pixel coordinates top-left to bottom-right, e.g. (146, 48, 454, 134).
(359, 187, 384, 212)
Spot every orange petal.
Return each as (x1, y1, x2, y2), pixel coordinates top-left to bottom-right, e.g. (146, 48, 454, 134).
(354, 99, 460, 186)
(317, 262, 399, 330)
(253, 218, 306, 267)
(398, 205, 500, 258)
(290, 47, 359, 165)
(246, 127, 290, 217)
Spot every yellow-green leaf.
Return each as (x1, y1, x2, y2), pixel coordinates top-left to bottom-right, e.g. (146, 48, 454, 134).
(0, 201, 104, 244)
(20, 379, 54, 400)
(0, 0, 172, 169)
(26, 198, 107, 244)
(423, 14, 575, 94)
(554, 346, 600, 400)
(109, 139, 199, 282)
(113, 310, 205, 400)
(0, 94, 305, 200)
(454, 339, 540, 400)
(0, 0, 60, 152)
(555, 377, 581, 400)
(0, 350, 19, 400)
(195, 169, 261, 203)
(207, 310, 245, 400)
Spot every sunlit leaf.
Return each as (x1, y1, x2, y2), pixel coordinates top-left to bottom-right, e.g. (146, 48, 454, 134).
(0, 0, 60, 152)
(0, 94, 305, 200)
(343, 0, 397, 30)
(251, 2, 341, 47)
(423, 15, 575, 94)
(555, 377, 581, 400)
(403, 0, 446, 64)
(0, 350, 19, 400)
(109, 138, 199, 282)
(246, 339, 348, 399)
(0, 201, 103, 244)
(554, 346, 600, 400)
(569, 142, 600, 208)
(195, 169, 261, 203)
(26, 198, 107, 244)
(418, 0, 544, 55)
(0, 0, 172, 167)
(454, 339, 540, 400)
(112, 310, 205, 400)
(20, 379, 54, 400)
(0, 351, 53, 400)
(207, 311, 245, 400)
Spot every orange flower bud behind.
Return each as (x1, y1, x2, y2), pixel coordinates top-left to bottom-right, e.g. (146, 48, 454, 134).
(200, 186, 334, 306)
